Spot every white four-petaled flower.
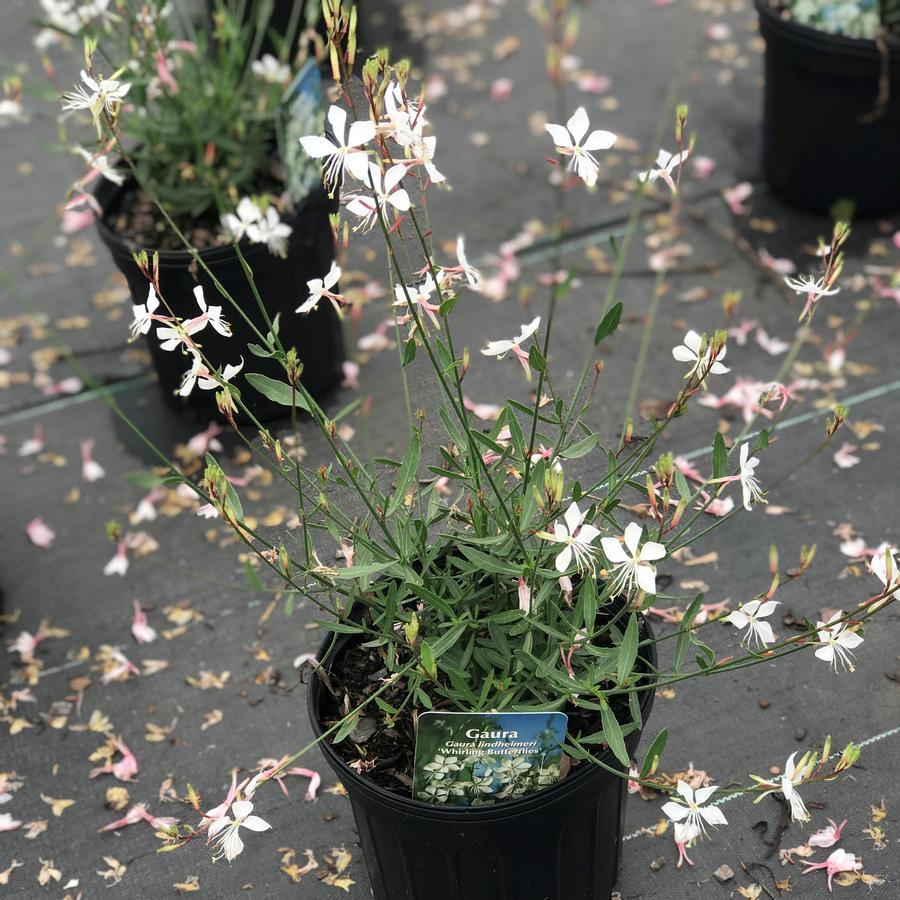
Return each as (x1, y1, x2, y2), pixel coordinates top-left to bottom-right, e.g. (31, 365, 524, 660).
(481, 316, 541, 377)
(737, 442, 766, 511)
(545, 107, 617, 188)
(207, 799, 271, 862)
(298, 261, 342, 314)
(672, 330, 729, 381)
(784, 274, 840, 321)
(130, 284, 161, 338)
(601, 522, 666, 596)
(638, 148, 690, 192)
(548, 502, 600, 575)
(724, 598, 778, 649)
(814, 611, 863, 672)
(661, 781, 728, 838)
(62, 70, 131, 125)
(246, 206, 292, 258)
(299, 104, 376, 189)
(345, 162, 411, 232)
(221, 197, 263, 242)
(250, 53, 290, 85)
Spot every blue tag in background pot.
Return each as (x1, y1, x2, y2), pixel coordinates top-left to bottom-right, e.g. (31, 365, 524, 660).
(276, 59, 325, 204)
(412, 711, 568, 806)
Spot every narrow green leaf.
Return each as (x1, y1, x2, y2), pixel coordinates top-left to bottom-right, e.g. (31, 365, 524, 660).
(674, 593, 703, 672)
(245, 372, 311, 411)
(565, 433, 601, 459)
(332, 711, 359, 743)
(712, 432, 728, 479)
(528, 344, 546, 373)
(386, 432, 420, 516)
(420, 641, 437, 679)
(639, 728, 668, 778)
(600, 700, 631, 767)
(674, 466, 691, 501)
(617, 614, 639, 686)
(245, 559, 263, 592)
(402, 337, 417, 367)
(594, 302, 623, 345)
(331, 562, 396, 581)
(318, 620, 367, 634)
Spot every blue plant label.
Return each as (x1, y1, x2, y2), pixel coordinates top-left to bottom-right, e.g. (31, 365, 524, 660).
(412, 711, 568, 805)
(276, 58, 324, 203)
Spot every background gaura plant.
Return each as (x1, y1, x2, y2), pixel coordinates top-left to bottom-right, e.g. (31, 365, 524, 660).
(65, 0, 897, 868)
(46, 0, 326, 251)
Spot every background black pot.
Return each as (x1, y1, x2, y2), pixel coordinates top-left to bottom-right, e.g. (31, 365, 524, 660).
(308, 621, 657, 900)
(95, 180, 344, 421)
(756, 1, 900, 217)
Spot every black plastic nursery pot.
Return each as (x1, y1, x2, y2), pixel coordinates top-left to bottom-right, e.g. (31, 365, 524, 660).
(756, 1, 900, 217)
(94, 179, 344, 421)
(308, 620, 657, 900)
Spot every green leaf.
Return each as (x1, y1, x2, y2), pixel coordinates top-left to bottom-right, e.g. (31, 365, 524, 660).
(712, 432, 728, 480)
(331, 562, 396, 581)
(674, 593, 703, 672)
(419, 641, 437, 679)
(245, 372, 310, 412)
(599, 700, 631, 767)
(565, 433, 601, 459)
(386, 432, 420, 516)
(245, 559, 263, 592)
(617, 614, 639, 686)
(754, 429, 771, 452)
(674, 466, 691, 501)
(318, 620, 367, 634)
(402, 337, 417, 367)
(247, 342, 278, 359)
(528, 344, 546, 373)
(594, 302, 623, 345)
(639, 728, 668, 778)
(332, 711, 359, 744)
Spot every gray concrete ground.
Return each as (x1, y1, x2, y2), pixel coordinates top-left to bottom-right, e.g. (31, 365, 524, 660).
(1, 0, 899, 898)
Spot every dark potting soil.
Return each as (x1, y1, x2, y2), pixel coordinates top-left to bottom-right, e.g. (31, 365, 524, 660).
(318, 621, 651, 798)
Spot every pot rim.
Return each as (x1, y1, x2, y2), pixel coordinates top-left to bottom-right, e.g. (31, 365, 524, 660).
(93, 175, 332, 266)
(755, 0, 900, 61)
(307, 612, 657, 820)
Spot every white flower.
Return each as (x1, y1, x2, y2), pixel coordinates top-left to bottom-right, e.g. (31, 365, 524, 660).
(724, 598, 778, 649)
(345, 163, 411, 232)
(250, 53, 291, 85)
(784, 274, 840, 311)
(737, 442, 766, 511)
(299, 104, 376, 189)
(156, 319, 203, 352)
(392, 274, 442, 328)
(221, 197, 263, 242)
(414, 134, 446, 184)
(638, 148, 689, 192)
(481, 316, 541, 376)
(814, 611, 863, 672)
(179, 354, 243, 396)
(456, 235, 482, 289)
(547, 502, 600, 575)
(193, 286, 231, 337)
(75, 146, 124, 184)
(207, 799, 271, 862)
(545, 107, 616, 187)
(870, 544, 899, 602)
(298, 261, 341, 314)
(383, 81, 428, 155)
(778, 753, 810, 823)
(130, 284, 160, 338)
(62, 70, 131, 125)
(661, 781, 727, 838)
(601, 522, 666, 596)
(672, 330, 729, 381)
(246, 206, 292, 258)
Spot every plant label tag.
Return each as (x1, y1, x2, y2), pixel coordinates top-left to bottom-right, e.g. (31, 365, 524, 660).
(412, 711, 568, 805)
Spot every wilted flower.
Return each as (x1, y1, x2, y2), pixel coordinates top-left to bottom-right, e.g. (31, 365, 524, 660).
(808, 818, 846, 849)
(802, 848, 862, 892)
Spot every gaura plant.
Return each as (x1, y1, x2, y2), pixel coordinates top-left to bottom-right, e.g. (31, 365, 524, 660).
(46, 0, 325, 252)
(64, 0, 897, 868)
